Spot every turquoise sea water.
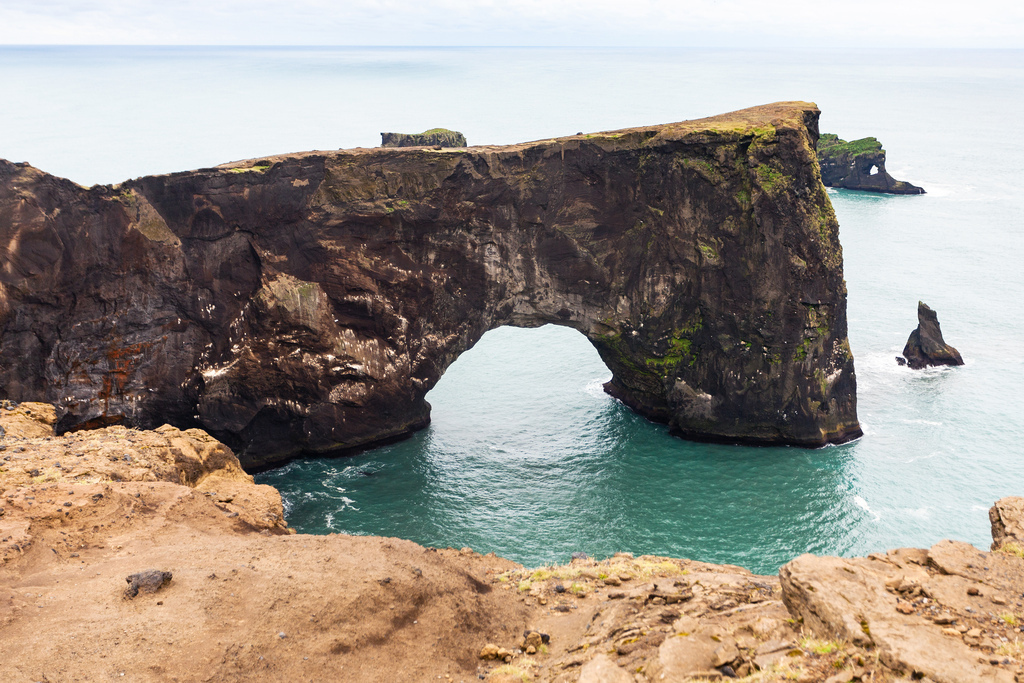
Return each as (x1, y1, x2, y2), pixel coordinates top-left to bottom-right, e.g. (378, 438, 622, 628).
(3, 47, 1023, 574)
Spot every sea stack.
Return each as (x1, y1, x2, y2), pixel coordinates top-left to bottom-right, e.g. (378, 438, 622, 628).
(900, 301, 964, 369)
(817, 133, 924, 195)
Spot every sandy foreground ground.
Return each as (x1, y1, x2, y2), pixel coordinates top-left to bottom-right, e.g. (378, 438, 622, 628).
(3, 403, 1024, 683)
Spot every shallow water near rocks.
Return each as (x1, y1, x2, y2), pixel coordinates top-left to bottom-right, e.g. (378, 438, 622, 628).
(3, 46, 1023, 574)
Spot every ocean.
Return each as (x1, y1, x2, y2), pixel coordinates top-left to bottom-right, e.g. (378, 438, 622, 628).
(3, 46, 1022, 574)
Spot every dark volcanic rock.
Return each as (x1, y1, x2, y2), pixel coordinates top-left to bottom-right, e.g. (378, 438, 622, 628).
(817, 133, 924, 195)
(900, 301, 964, 369)
(381, 128, 467, 148)
(0, 102, 861, 469)
(125, 569, 173, 598)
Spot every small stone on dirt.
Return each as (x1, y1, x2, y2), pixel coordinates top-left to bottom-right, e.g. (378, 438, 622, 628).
(124, 570, 172, 598)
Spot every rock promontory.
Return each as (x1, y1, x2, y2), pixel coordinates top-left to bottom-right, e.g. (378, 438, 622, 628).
(900, 301, 964, 369)
(817, 133, 925, 194)
(381, 128, 467, 148)
(3, 406, 1024, 682)
(0, 102, 861, 469)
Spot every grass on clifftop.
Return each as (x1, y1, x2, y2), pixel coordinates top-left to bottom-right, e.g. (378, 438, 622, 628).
(817, 134, 883, 158)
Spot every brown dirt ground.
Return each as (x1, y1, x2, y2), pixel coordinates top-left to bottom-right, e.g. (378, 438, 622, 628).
(4, 403, 1020, 683)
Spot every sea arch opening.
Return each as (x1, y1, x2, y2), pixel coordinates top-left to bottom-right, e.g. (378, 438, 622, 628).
(424, 324, 622, 460)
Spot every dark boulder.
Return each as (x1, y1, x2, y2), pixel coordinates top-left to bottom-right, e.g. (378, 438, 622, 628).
(900, 302, 964, 369)
(125, 569, 173, 598)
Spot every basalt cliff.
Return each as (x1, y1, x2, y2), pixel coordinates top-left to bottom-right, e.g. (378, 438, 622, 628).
(0, 101, 861, 470)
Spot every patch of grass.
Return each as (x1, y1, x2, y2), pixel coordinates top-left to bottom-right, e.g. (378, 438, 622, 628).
(817, 135, 883, 159)
(795, 332, 818, 362)
(997, 542, 1024, 558)
(697, 242, 719, 260)
(114, 188, 138, 208)
(226, 161, 273, 174)
(679, 157, 723, 183)
(799, 636, 841, 655)
(997, 638, 1024, 659)
(518, 580, 532, 592)
(754, 163, 791, 196)
(1000, 612, 1019, 627)
(489, 658, 537, 682)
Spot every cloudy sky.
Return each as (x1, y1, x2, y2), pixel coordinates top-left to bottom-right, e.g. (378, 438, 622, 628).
(0, 0, 1021, 47)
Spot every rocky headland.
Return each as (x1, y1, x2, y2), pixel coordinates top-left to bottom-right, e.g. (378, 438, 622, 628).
(899, 302, 964, 369)
(3, 405, 1024, 683)
(0, 102, 860, 470)
(817, 134, 924, 195)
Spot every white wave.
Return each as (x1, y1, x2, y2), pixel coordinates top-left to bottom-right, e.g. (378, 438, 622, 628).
(906, 451, 940, 463)
(583, 377, 612, 399)
(902, 420, 943, 426)
(854, 496, 881, 521)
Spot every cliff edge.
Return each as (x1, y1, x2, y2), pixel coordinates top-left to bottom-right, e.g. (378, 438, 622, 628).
(0, 102, 860, 469)
(2, 407, 1023, 682)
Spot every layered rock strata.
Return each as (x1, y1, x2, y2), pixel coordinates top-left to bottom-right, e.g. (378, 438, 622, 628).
(0, 102, 861, 469)
(817, 133, 925, 195)
(900, 301, 964, 369)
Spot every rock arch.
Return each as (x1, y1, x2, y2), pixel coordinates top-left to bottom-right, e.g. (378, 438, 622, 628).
(0, 102, 861, 470)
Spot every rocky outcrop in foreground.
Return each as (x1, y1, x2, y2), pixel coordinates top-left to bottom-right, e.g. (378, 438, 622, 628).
(899, 301, 964, 369)
(817, 133, 924, 194)
(0, 102, 860, 469)
(3, 406, 1024, 682)
(381, 128, 468, 148)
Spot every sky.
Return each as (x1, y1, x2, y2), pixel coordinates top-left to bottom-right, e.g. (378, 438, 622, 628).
(1, 0, 1022, 48)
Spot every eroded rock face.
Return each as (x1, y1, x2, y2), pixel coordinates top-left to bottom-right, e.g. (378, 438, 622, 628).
(0, 102, 861, 469)
(780, 547, 1017, 683)
(817, 133, 925, 195)
(901, 301, 964, 369)
(990, 496, 1024, 551)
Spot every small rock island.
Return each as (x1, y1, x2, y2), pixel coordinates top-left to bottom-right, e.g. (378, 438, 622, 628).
(899, 301, 965, 368)
(817, 133, 924, 194)
(381, 128, 467, 147)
